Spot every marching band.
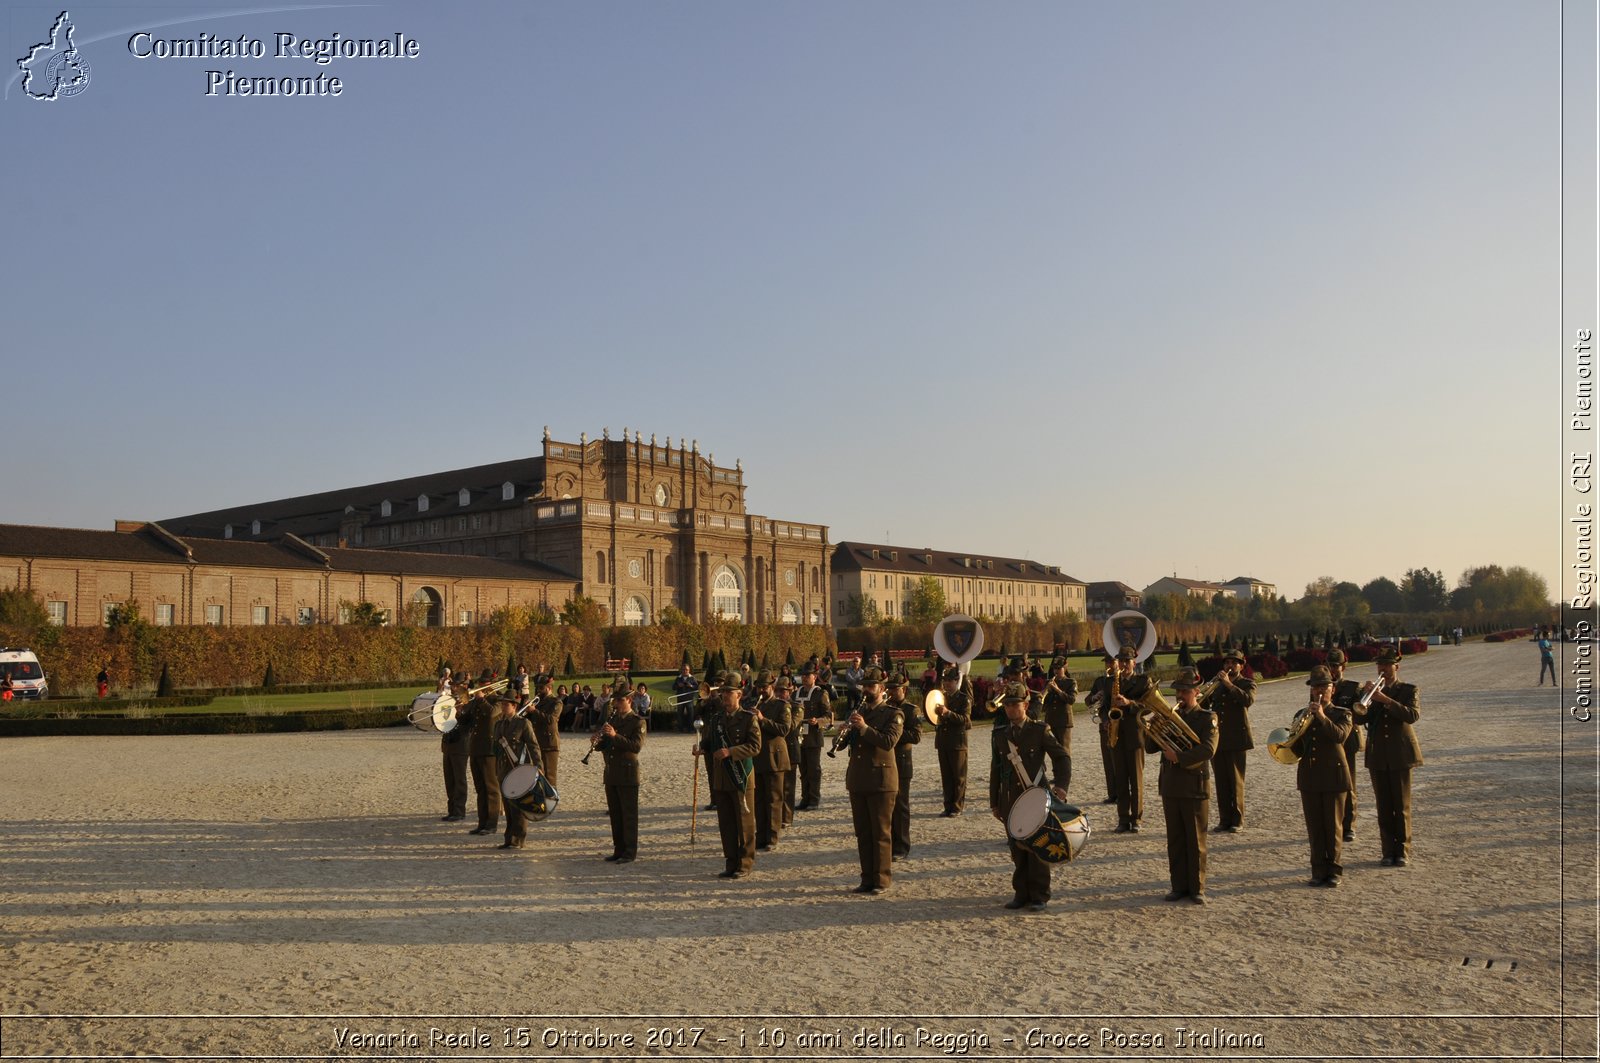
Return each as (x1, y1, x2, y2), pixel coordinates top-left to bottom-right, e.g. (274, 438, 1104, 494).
(406, 613, 1424, 907)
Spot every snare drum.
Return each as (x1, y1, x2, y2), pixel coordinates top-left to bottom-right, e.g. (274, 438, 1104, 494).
(1005, 787, 1090, 863)
(500, 763, 559, 821)
(408, 692, 458, 733)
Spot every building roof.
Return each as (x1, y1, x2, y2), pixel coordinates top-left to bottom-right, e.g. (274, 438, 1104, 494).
(831, 541, 1083, 585)
(1152, 576, 1228, 592)
(1086, 581, 1140, 596)
(0, 523, 574, 583)
(1225, 575, 1271, 585)
(159, 455, 547, 539)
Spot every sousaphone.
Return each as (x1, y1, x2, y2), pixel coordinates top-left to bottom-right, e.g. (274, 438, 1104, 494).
(926, 614, 985, 725)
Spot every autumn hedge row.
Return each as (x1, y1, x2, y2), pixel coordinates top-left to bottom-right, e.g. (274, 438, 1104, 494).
(1, 621, 834, 696)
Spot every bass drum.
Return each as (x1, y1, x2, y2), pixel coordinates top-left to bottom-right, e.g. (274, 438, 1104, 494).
(500, 763, 559, 821)
(408, 692, 458, 734)
(1005, 786, 1090, 863)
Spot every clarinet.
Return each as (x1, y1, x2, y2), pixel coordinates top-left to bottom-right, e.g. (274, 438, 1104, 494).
(582, 701, 617, 765)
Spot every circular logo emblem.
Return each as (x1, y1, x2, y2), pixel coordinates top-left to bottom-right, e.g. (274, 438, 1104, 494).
(654, 484, 668, 507)
(628, 559, 642, 579)
(785, 569, 795, 586)
(46, 50, 90, 97)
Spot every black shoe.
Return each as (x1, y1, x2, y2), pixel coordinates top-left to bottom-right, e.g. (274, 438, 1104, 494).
(1113, 824, 1131, 834)
(854, 884, 875, 894)
(703, 803, 716, 811)
(717, 870, 738, 879)
(1102, 797, 1119, 804)
(1343, 831, 1355, 843)
(892, 850, 909, 860)
(1308, 877, 1325, 887)
(1380, 856, 1395, 867)
(496, 842, 515, 850)
(1324, 875, 1342, 888)
(1163, 890, 1186, 902)
(939, 811, 955, 818)
(441, 815, 465, 822)
(865, 887, 885, 896)
(1003, 898, 1026, 910)
(615, 856, 635, 864)
(1394, 857, 1408, 868)
(1191, 894, 1208, 905)
(604, 854, 622, 862)
(1129, 824, 1141, 833)
(469, 828, 491, 836)
(1226, 825, 1243, 834)
(1026, 901, 1047, 912)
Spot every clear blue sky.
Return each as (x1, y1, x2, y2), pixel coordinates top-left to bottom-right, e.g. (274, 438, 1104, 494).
(1, 0, 1566, 604)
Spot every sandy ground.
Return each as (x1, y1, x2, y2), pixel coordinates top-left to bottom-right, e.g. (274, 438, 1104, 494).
(0, 641, 1594, 1061)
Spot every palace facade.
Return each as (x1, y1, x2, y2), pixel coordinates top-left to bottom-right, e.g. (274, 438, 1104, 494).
(159, 429, 832, 627)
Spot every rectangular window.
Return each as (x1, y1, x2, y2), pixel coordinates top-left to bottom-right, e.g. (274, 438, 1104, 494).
(47, 601, 66, 626)
(297, 607, 315, 625)
(459, 609, 474, 626)
(102, 602, 116, 627)
(252, 606, 269, 625)
(338, 604, 351, 624)
(155, 603, 174, 626)
(205, 605, 224, 626)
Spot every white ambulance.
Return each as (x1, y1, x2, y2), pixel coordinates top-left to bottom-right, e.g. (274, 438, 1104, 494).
(0, 648, 49, 700)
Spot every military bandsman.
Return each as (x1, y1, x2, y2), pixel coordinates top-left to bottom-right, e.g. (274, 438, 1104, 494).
(1356, 647, 1423, 867)
(888, 672, 922, 860)
(796, 665, 832, 811)
(752, 671, 792, 851)
(693, 673, 762, 879)
(842, 667, 903, 895)
(932, 666, 972, 816)
(1290, 666, 1354, 887)
(1146, 668, 1218, 903)
(1326, 648, 1365, 842)
(1205, 648, 1256, 834)
(599, 685, 645, 863)
(989, 682, 1070, 912)
(493, 694, 542, 852)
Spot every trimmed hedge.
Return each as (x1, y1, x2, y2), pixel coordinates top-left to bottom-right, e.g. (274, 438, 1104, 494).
(0, 707, 409, 737)
(2, 695, 215, 716)
(0, 621, 832, 697)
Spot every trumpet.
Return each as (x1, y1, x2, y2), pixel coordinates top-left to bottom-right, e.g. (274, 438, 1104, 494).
(1355, 677, 1386, 711)
(1195, 670, 1230, 704)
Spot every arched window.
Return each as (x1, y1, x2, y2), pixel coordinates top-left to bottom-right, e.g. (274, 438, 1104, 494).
(781, 601, 800, 624)
(223, 524, 233, 539)
(711, 565, 743, 620)
(250, 520, 260, 536)
(622, 596, 647, 626)
(459, 488, 470, 506)
(502, 481, 515, 501)
(380, 500, 392, 518)
(417, 494, 429, 512)
(595, 550, 607, 584)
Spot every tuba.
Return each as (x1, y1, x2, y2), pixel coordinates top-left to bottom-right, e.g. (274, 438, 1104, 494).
(1139, 684, 1201, 757)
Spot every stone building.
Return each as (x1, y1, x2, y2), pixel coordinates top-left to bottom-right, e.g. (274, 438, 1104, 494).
(0, 522, 576, 628)
(1142, 576, 1230, 601)
(159, 429, 832, 627)
(830, 542, 1087, 625)
(1086, 581, 1143, 622)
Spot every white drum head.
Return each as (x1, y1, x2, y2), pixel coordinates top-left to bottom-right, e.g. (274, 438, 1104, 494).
(501, 763, 540, 800)
(1006, 786, 1049, 841)
(432, 701, 457, 732)
(409, 692, 448, 732)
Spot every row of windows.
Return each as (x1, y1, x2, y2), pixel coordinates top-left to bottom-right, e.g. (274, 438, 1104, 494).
(61, 602, 325, 627)
(851, 572, 1081, 598)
